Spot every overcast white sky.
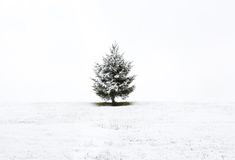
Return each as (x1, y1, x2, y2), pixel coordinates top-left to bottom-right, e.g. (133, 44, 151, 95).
(0, 0, 235, 103)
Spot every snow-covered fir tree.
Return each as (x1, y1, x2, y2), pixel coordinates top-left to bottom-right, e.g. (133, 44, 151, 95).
(92, 43, 135, 105)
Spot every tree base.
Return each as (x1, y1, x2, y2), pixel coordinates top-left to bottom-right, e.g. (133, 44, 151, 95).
(111, 97, 116, 106)
(94, 102, 133, 107)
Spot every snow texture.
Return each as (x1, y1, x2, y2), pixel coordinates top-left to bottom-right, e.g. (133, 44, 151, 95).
(0, 102, 234, 160)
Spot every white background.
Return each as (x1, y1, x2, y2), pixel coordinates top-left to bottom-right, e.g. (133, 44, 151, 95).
(0, 0, 235, 103)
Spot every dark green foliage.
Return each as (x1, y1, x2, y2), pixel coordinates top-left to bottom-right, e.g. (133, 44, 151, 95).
(92, 43, 135, 104)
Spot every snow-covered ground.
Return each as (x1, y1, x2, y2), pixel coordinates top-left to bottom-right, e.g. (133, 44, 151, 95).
(0, 102, 234, 160)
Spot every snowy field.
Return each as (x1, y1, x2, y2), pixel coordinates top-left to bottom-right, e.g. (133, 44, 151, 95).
(0, 102, 234, 160)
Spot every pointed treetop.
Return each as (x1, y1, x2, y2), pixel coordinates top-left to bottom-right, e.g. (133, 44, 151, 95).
(110, 42, 119, 55)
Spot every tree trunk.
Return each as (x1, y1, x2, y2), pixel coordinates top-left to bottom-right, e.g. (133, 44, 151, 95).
(111, 96, 116, 106)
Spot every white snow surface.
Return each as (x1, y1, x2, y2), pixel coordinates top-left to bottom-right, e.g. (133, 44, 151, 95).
(0, 102, 234, 160)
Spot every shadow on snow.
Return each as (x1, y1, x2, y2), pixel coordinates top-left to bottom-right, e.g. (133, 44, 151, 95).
(92, 102, 134, 107)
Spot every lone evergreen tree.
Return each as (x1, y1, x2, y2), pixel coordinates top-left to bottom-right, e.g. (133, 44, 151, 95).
(92, 43, 135, 105)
